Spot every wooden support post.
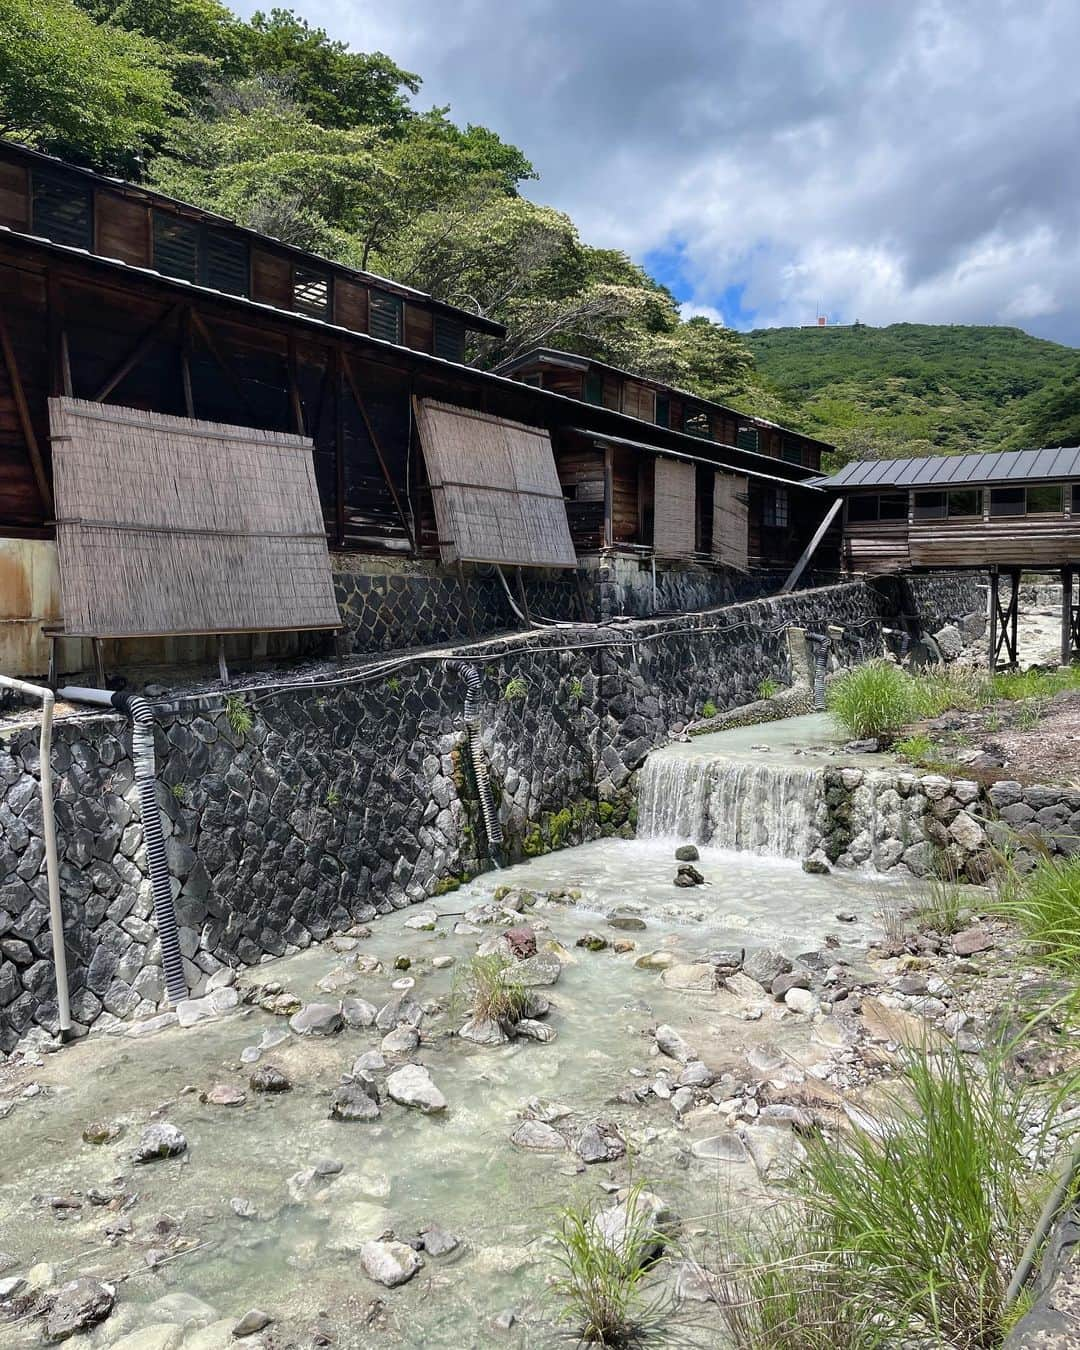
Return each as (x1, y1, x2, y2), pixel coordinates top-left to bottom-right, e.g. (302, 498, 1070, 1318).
(92, 639, 106, 690)
(189, 311, 261, 425)
(333, 350, 346, 549)
(781, 497, 844, 593)
(0, 312, 54, 517)
(516, 566, 532, 627)
(988, 569, 999, 670)
(180, 309, 195, 419)
(456, 561, 478, 642)
(991, 569, 1020, 669)
(1062, 567, 1074, 666)
(217, 635, 230, 686)
(287, 336, 305, 435)
(340, 362, 414, 553)
(602, 444, 614, 549)
(93, 304, 181, 403)
(59, 329, 73, 398)
(47, 636, 58, 692)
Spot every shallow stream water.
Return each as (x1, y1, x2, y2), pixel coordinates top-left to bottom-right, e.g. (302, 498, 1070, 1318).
(0, 836, 900, 1349)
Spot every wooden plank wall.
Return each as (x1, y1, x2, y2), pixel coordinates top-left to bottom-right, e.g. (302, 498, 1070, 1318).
(0, 162, 29, 231)
(910, 516, 1080, 569)
(0, 261, 49, 528)
(96, 194, 150, 266)
(844, 520, 911, 574)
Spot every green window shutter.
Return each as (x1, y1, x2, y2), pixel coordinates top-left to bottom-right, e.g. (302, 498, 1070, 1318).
(204, 231, 249, 297)
(369, 291, 403, 343)
(153, 211, 200, 284)
(655, 396, 670, 428)
(583, 371, 604, 405)
(32, 174, 92, 250)
(433, 315, 465, 363)
(736, 426, 760, 453)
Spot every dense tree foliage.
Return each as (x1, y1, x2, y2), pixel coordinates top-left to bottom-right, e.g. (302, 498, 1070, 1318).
(7, 2, 1077, 452)
(746, 323, 1080, 469)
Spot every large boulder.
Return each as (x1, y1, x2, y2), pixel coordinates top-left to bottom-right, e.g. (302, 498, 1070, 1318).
(386, 1064, 447, 1113)
(360, 1240, 422, 1288)
(44, 1278, 115, 1341)
(132, 1123, 187, 1164)
(288, 1002, 343, 1036)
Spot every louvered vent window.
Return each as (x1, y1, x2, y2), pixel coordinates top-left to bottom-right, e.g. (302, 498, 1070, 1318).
(684, 411, 711, 439)
(655, 396, 670, 428)
(781, 441, 803, 464)
(205, 231, 249, 296)
(736, 426, 760, 453)
(369, 290, 402, 343)
(433, 314, 465, 363)
(153, 212, 200, 283)
(31, 174, 92, 250)
(293, 267, 330, 319)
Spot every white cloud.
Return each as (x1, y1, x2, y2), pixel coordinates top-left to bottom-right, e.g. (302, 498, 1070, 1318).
(678, 301, 726, 326)
(232, 0, 1080, 343)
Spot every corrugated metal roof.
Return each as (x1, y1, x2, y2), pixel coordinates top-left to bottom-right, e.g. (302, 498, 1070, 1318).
(814, 447, 1080, 491)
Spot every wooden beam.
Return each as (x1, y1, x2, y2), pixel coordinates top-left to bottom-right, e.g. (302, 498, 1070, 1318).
(342, 357, 415, 553)
(286, 336, 305, 435)
(602, 444, 614, 549)
(92, 303, 181, 403)
(334, 349, 345, 548)
(188, 310, 261, 425)
(1062, 567, 1073, 666)
(0, 311, 54, 516)
(781, 497, 844, 593)
(180, 308, 195, 419)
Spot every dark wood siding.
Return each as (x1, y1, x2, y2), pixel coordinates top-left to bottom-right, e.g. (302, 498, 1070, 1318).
(251, 248, 293, 310)
(334, 278, 368, 334)
(0, 161, 29, 231)
(403, 302, 433, 354)
(96, 192, 149, 266)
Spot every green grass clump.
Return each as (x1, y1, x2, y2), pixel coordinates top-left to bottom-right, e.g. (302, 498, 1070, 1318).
(550, 1183, 670, 1347)
(793, 1048, 1045, 1349)
(826, 661, 915, 740)
(991, 665, 1080, 701)
(710, 1207, 889, 1349)
(224, 694, 253, 737)
(911, 872, 967, 935)
(504, 676, 528, 701)
(892, 733, 934, 764)
(992, 854, 1080, 970)
(701, 699, 718, 719)
(455, 953, 527, 1027)
(757, 676, 781, 700)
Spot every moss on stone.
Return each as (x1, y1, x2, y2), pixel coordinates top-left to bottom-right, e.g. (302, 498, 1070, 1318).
(432, 876, 462, 896)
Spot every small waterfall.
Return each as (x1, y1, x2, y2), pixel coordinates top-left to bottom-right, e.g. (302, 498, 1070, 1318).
(637, 752, 825, 859)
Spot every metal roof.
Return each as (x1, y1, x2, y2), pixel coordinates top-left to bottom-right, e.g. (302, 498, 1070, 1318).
(814, 447, 1080, 491)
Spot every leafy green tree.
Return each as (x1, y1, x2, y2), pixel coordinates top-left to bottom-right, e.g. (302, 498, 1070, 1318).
(0, 0, 176, 171)
(245, 8, 418, 131)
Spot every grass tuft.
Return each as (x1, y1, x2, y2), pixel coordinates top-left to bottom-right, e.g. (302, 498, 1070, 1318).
(455, 953, 528, 1026)
(549, 1183, 671, 1347)
(991, 853, 1080, 970)
(826, 661, 915, 740)
(910, 871, 967, 935)
(224, 694, 253, 737)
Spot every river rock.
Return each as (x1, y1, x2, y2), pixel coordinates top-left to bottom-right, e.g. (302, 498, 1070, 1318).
(635, 951, 675, 971)
(360, 1240, 421, 1288)
(289, 1002, 343, 1036)
(421, 1225, 461, 1257)
(771, 970, 811, 1000)
(677, 1060, 715, 1089)
(691, 1132, 749, 1163)
(655, 1024, 695, 1063)
(743, 947, 791, 986)
(342, 998, 378, 1029)
(459, 1016, 510, 1046)
(82, 1121, 122, 1144)
(784, 987, 818, 1014)
(386, 1064, 447, 1113)
(330, 1084, 380, 1122)
(661, 962, 715, 992)
(200, 1083, 245, 1107)
(375, 992, 424, 1031)
(0, 1276, 24, 1300)
(576, 932, 609, 951)
(952, 926, 992, 956)
(381, 1025, 419, 1057)
(592, 1190, 676, 1267)
(576, 1121, 626, 1164)
(404, 910, 438, 930)
(503, 926, 537, 958)
(515, 1019, 556, 1042)
(249, 1065, 291, 1093)
(674, 844, 700, 862)
(43, 1277, 115, 1341)
(723, 971, 767, 1000)
(674, 864, 704, 887)
(512, 954, 562, 987)
(133, 1123, 187, 1163)
(353, 1050, 386, 1073)
(607, 909, 647, 931)
(510, 1120, 566, 1151)
(232, 1309, 273, 1337)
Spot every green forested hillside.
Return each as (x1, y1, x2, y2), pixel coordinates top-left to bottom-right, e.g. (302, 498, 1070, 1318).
(746, 323, 1080, 468)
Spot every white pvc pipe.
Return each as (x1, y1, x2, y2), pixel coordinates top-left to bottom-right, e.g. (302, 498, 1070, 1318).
(0, 675, 71, 1040)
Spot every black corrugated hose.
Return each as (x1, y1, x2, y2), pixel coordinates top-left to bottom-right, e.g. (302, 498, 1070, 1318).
(111, 692, 189, 1005)
(446, 661, 504, 866)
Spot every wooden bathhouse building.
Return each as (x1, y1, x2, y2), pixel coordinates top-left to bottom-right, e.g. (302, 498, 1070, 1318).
(0, 139, 837, 676)
(815, 449, 1080, 666)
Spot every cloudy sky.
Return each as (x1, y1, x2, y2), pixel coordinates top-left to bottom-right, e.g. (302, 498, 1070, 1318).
(235, 0, 1080, 344)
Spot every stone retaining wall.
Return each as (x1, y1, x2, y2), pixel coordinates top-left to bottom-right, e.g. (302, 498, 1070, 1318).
(0, 573, 978, 1050)
(819, 768, 1080, 880)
